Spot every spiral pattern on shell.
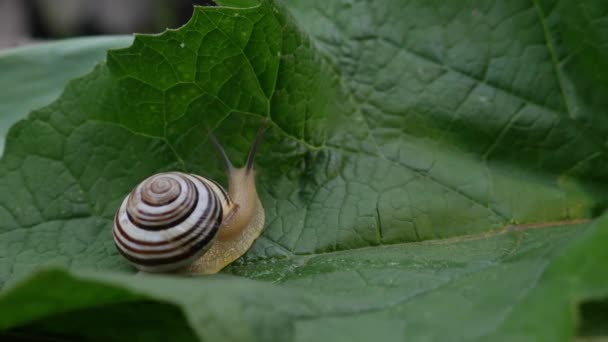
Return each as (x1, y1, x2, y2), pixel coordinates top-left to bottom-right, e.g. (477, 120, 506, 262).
(112, 172, 230, 272)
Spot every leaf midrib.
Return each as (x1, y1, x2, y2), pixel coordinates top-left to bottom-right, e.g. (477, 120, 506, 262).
(240, 218, 588, 262)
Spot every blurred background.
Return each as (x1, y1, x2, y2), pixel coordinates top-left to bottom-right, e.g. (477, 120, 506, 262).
(0, 0, 215, 49)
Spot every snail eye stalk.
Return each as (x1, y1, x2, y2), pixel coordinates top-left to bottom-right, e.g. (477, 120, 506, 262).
(208, 132, 233, 174)
(245, 118, 268, 174)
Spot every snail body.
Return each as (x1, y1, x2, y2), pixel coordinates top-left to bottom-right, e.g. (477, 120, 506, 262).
(112, 123, 266, 274)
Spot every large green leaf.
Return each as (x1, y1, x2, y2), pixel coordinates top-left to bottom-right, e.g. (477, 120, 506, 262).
(0, 0, 607, 340)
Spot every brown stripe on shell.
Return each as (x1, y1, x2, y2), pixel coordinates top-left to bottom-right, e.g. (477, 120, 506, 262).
(141, 176, 181, 206)
(115, 202, 204, 248)
(114, 218, 219, 267)
(113, 180, 217, 250)
(131, 175, 195, 218)
(127, 172, 196, 217)
(114, 187, 223, 266)
(126, 174, 198, 231)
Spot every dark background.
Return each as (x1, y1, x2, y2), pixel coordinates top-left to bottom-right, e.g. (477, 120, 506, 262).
(0, 0, 216, 49)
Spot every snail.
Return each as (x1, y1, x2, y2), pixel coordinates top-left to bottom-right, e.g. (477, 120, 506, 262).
(112, 121, 267, 275)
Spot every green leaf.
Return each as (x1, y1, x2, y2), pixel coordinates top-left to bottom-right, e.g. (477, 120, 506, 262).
(0, 0, 607, 340)
(1, 219, 607, 341)
(0, 36, 133, 154)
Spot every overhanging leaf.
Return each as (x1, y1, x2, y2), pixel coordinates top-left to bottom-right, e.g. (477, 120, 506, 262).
(0, 0, 607, 340)
(1, 218, 607, 341)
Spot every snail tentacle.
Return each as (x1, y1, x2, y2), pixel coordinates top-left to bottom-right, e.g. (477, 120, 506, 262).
(245, 118, 268, 174)
(208, 131, 234, 174)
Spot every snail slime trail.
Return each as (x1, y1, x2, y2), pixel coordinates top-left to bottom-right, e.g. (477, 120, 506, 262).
(112, 121, 268, 275)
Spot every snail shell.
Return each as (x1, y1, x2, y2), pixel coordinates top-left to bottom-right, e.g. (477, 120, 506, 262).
(112, 172, 230, 272)
(112, 120, 267, 274)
